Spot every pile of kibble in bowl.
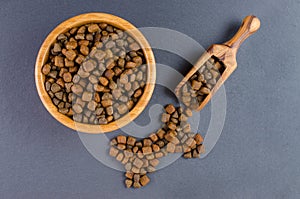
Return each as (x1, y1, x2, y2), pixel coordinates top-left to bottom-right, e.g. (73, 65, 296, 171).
(42, 23, 147, 124)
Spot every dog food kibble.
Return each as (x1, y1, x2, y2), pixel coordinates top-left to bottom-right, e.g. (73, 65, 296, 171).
(42, 23, 147, 124)
(109, 104, 205, 188)
(179, 57, 226, 109)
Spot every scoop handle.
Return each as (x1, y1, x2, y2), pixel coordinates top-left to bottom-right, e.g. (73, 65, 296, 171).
(224, 15, 260, 51)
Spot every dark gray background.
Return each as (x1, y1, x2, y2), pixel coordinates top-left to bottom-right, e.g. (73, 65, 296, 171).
(1, 0, 299, 198)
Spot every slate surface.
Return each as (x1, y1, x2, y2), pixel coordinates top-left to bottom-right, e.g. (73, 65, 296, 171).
(0, 0, 299, 198)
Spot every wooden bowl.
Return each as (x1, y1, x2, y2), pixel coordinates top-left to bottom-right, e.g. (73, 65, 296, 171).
(35, 13, 156, 133)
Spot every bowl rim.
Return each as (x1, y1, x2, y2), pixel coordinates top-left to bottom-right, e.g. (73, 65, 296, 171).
(35, 12, 156, 133)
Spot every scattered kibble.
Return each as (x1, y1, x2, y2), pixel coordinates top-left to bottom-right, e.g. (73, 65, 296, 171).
(109, 104, 205, 188)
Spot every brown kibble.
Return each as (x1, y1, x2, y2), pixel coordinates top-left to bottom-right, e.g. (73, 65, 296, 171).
(104, 69, 115, 80)
(127, 136, 136, 146)
(185, 108, 193, 117)
(55, 91, 63, 100)
(166, 143, 175, 153)
(87, 101, 97, 111)
(95, 50, 106, 61)
(116, 153, 124, 162)
(133, 174, 140, 182)
(191, 80, 202, 90)
(175, 145, 183, 153)
(183, 123, 191, 133)
(99, 117, 108, 124)
(82, 91, 93, 102)
(133, 181, 141, 188)
(99, 77, 109, 86)
(42, 64, 51, 75)
(192, 149, 200, 158)
(140, 175, 150, 186)
(117, 104, 128, 115)
(197, 144, 205, 154)
(143, 139, 152, 147)
(119, 74, 128, 84)
(132, 147, 138, 154)
(80, 45, 89, 56)
(165, 104, 176, 114)
(53, 43, 61, 53)
(86, 33, 93, 41)
(65, 58, 74, 67)
(125, 61, 137, 69)
(77, 26, 86, 34)
(110, 138, 117, 146)
(58, 108, 68, 114)
(167, 122, 177, 130)
(125, 171, 134, 179)
(88, 24, 100, 33)
(72, 104, 83, 114)
(62, 72, 72, 83)
(63, 49, 77, 61)
(57, 34, 67, 41)
(179, 114, 188, 122)
(131, 166, 140, 173)
(54, 56, 64, 67)
(117, 135, 127, 144)
(133, 158, 143, 168)
(125, 179, 133, 188)
(71, 84, 83, 95)
(183, 152, 192, 158)
(155, 152, 164, 158)
(149, 159, 159, 167)
(117, 144, 126, 150)
(94, 84, 105, 92)
(152, 144, 160, 152)
(101, 99, 112, 107)
(165, 132, 179, 145)
(66, 41, 77, 50)
(132, 56, 143, 66)
(142, 146, 152, 155)
(161, 113, 170, 123)
(200, 87, 210, 94)
(147, 166, 156, 173)
(129, 42, 140, 51)
(211, 69, 220, 79)
(137, 151, 144, 159)
(156, 129, 165, 139)
(142, 159, 149, 168)
(172, 111, 179, 118)
(133, 89, 142, 98)
(75, 54, 85, 65)
(149, 133, 158, 142)
(146, 154, 155, 160)
(194, 134, 204, 145)
(214, 61, 222, 70)
(124, 150, 133, 158)
(109, 147, 119, 157)
(51, 83, 61, 93)
(185, 137, 196, 148)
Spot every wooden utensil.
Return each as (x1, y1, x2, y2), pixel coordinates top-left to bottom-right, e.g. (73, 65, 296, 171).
(175, 15, 260, 111)
(35, 13, 156, 133)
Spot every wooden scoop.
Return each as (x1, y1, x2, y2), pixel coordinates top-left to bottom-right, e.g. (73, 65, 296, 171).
(175, 15, 260, 111)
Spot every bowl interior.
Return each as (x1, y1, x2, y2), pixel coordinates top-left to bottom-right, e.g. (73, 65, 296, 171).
(35, 13, 156, 133)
